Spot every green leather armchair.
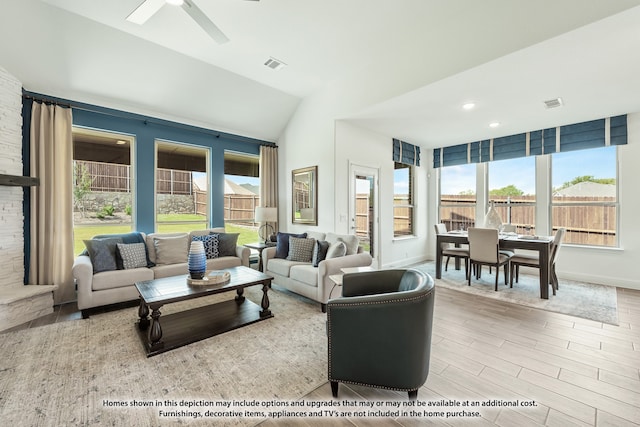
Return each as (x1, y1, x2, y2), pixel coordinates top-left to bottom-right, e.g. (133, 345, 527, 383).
(327, 269, 435, 400)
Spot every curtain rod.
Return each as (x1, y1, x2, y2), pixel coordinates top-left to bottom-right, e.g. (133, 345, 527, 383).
(22, 91, 277, 147)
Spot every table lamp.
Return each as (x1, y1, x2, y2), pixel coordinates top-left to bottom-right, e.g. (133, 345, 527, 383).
(255, 207, 277, 244)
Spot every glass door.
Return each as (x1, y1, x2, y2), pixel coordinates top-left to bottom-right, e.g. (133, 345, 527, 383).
(349, 163, 379, 268)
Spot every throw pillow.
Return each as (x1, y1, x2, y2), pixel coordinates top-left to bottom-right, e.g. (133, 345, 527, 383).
(325, 241, 347, 259)
(153, 234, 189, 265)
(84, 237, 123, 273)
(287, 237, 316, 262)
(275, 232, 308, 259)
(192, 234, 220, 259)
(210, 233, 239, 257)
(312, 240, 331, 267)
(326, 232, 360, 255)
(116, 243, 148, 270)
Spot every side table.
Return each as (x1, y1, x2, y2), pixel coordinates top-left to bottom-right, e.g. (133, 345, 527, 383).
(244, 242, 276, 272)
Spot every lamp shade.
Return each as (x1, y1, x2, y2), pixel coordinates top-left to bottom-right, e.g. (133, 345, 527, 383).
(255, 207, 277, 223)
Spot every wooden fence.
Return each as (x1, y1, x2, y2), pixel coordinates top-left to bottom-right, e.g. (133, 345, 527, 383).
(439, 195, 617, 246)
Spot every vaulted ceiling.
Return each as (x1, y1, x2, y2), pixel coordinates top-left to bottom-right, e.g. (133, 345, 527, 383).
(2, 1, 640, 147)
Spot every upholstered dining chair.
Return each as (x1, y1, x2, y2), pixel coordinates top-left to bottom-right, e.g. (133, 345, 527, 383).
(434, 223, 470, 278)
(467, 227, 513, 290)
(327, 269, 435, 400)
(510, 228, 566, 295)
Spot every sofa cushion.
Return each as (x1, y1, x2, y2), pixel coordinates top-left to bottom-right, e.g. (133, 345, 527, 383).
(275, 232, 308, 259)
(326, 233, 359, 255)
(116, 243, 148, 270)
(267, 258, 309, 277)
(287, 237, 316, 262)
(290, 265, 319, 287)
(326, 241, 347, 259)
(84, 237, 123, 273)
(192, 234, 220, 259)
(153, 234, 189, 265)
(312, 240, 331, 267)
(210, 233, 239, 257)
(92, 267, 154, 291)
(152, 263, 188, 279)
(206, 256, 242, 270)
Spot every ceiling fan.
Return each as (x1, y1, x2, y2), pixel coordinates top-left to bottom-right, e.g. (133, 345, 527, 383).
(126, 0, 259, 44)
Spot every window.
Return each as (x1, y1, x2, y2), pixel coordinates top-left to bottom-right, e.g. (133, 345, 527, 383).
(439, 163, 476, 231)
(224, 151, 260, 245)
(72, 128, 134, 255)
(393, 162, 414, 237)
(488, 157, 536, 234)
(155, 141, 208, 233)
(551, 146, 618, 247)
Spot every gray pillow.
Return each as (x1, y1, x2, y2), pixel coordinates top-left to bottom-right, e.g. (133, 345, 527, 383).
(84, 237, 123, 273)
(116, 243, 148, 270)
(287, 237, 316, 262)
(275, 232, 307, 259)
(326, 241, 347, 259)
(153, 235, 188, 265)
(211, 233, 239, 257)
(312, 240, 331, 267)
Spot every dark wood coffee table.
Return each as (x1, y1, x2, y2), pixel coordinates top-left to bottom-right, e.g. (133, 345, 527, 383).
(135, 266, 273, 357)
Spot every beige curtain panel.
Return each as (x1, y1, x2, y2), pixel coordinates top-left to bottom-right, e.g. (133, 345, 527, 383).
(29, 102, 75, 304)
(259, 145, 278, 233)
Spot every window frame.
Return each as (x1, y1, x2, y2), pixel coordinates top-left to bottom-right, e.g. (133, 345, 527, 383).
(393, 162, 415, 238)
(438, 163, 477, 231)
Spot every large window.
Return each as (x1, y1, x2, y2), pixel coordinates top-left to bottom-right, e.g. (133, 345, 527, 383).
(393, 162, 414, 237)
(552, 146, 618, 247)
(72, 128, 134, 255)
(155, 141, 208, 233)
(439, 163, 476, 231)
(488, 157, 536, 234)
(224, 151, 260, 245)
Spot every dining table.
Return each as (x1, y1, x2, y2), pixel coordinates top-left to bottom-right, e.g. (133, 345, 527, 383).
(436, 231, 555, 299)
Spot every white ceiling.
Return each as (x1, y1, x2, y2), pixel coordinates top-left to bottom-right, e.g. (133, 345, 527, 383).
(2, 0, 640, 147)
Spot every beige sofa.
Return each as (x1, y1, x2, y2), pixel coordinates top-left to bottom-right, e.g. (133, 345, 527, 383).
(262, 231, 373, 312)
(72, 228, 250, 317)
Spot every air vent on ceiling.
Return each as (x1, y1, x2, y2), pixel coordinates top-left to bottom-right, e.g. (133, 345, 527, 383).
(544, 97, 563, 109)
(264, 57, 286, 71)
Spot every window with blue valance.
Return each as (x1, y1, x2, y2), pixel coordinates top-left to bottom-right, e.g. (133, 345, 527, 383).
(393, 138, 421, 167)
(432, 115, 627, 168)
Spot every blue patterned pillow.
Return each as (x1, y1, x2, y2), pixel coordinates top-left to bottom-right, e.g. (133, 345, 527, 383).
(192, 234, 220, 259)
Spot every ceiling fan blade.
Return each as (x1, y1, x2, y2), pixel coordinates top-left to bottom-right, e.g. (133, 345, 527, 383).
(126, 0, 166, 25)
(182, 0, 230, 44)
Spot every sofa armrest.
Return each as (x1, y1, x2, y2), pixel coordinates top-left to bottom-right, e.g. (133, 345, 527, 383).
(235, 246, 251, 267)
(262, 246, 277, 271)
(72, 255, 94, 309)
(318, 252, 373, 303)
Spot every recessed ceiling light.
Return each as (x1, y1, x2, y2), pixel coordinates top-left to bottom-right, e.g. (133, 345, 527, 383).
(116, 140, 127, 145)
(489, 122, 500, 128)
(462, 102, 475, 110)
(166, 0, 184, 6)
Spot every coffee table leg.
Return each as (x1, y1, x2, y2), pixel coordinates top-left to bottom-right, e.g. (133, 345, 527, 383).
(138, 297, 150, 330)
(150, 306, 163, 348)
(260, 282, 271, 318)
(235, 287, 245, 303)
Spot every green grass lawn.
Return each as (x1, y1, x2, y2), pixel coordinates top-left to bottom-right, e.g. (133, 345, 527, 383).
(73, 216, 260, 255)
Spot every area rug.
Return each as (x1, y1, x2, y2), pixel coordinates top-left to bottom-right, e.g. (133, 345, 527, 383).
(0, 286, 328, 427)
(413, 262, 618, 325)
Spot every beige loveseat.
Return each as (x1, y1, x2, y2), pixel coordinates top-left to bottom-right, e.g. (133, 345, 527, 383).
(72, 228, 250, 318)
(262, 231, 373, 312)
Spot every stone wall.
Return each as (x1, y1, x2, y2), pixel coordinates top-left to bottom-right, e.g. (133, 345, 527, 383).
(74, 192, 195, 215)
(0, 65, 24, 290)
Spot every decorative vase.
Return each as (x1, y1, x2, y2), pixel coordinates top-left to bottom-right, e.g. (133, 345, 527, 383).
(484, 200, 503, 229)
(188, 241, 206, 280)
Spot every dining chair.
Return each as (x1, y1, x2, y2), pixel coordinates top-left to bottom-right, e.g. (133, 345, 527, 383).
(467, 227, 513, 291)
(434, 223, 470, 278)
(509, 228, 566, 295)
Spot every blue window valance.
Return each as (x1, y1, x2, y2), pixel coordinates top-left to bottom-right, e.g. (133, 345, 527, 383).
(393, 138, 421, 166)
(433, 115, 627, 168)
